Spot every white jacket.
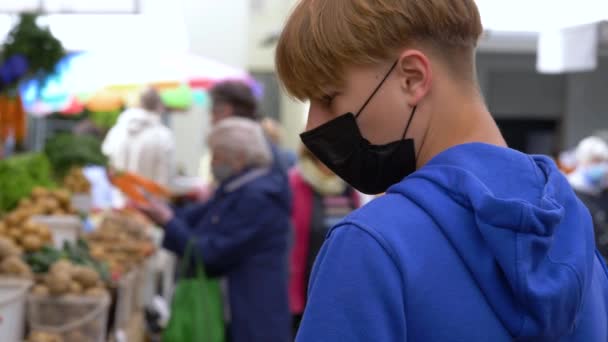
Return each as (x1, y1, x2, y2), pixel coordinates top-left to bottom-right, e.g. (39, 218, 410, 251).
(103, 108, 175, 187)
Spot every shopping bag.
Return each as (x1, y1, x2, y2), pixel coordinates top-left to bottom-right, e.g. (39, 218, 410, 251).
(163, 240, 225, 342)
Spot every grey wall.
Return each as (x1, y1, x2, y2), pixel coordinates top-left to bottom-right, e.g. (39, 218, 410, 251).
(476, 52, 608, 150)
(563, 58, 608, 148)
(477, 53, 565, 120)
(251, 70, 281, 121)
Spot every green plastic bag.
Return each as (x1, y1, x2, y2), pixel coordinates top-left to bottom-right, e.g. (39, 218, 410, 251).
(163, 240, 225, 342)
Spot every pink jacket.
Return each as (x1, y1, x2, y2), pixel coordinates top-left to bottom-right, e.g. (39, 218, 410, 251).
(289, 169, 360, 314)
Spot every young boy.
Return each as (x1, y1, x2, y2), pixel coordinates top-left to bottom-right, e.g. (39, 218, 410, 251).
(275, 0, 608, 341)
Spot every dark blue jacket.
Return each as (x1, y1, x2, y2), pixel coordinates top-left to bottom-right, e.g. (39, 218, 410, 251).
(297, 143, 608, 341)
(163, 166, 292, 342)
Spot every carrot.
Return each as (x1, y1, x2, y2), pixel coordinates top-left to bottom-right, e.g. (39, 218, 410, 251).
(14, 95, 26, 143)
(111, 175, 149, 205)
(121, 172, 170, 197)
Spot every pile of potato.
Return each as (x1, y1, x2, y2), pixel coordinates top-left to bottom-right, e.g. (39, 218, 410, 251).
(19, 187, 77, 217)
(0, 219, 52, 253)
(28, 331, 64, 342)
(86, 212, 155, 276)
(0, 187, 81, 253)
(0, 237, 32, 278)
(31, 260, 106, 297)
(63, 168, 90, 194)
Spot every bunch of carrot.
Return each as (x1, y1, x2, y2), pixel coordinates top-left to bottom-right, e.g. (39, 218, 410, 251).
(109, 171, 170, 205)
(0, 95, 26, 143)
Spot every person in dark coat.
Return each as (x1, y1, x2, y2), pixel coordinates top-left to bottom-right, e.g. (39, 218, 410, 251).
(139, 117, 291, 342)
(568, 136, 608, 260)
(209, 80, 292, 190)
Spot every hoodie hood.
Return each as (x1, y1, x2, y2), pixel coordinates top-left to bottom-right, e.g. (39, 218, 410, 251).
(125, 109, 161, 136)
(389, 143, 596, 340)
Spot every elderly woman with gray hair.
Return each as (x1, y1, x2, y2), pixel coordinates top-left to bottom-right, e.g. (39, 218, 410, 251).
(139, 117, 291, 342)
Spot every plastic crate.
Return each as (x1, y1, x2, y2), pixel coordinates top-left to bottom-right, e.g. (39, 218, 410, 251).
(0, 278, 31, 342)
(132, 258, 156, 312)
(31, 215, 82, 248)
(113, 270, 137, 330)
(71, 194, 92, 214)
(27, 293, 110, 342)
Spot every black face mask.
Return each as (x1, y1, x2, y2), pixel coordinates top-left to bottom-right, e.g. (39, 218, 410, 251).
(300, 61, 418, 195)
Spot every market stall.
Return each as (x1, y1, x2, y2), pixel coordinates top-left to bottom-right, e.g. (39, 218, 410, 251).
(0, 146, 163, 341)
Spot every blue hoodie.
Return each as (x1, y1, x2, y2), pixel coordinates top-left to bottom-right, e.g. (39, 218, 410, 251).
(297, 143, 608, 341)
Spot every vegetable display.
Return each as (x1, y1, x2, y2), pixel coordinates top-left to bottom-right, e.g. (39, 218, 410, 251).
(0, 153, 55, 213)
(33, 259, 106, 297)
(87, 211, 155, 277)
(62, 167, 90, 194)
(0, 237, 32, 278)
(44, 133, 107, 179)
(28, 331, 64, 342)
(3, 186, 76, 219)
(0, 219, 52, 253)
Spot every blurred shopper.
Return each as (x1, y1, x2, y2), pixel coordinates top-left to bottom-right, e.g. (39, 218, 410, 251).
(275, 0, 608, 340)
(139, 118, 291, 342)
(205, 80, 291, 202)
(209, 80, 258, 123)
(569, 136, 608, 260)
(102, 88, 175, 187)
(288, 146, 360, 333)
(261, 117, 297, 169)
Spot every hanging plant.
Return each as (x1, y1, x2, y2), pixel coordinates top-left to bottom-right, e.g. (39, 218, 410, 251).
(0, 13, 65, 94)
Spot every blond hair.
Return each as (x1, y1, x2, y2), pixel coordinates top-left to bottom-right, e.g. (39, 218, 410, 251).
(276, 0, 483, 100)
(208, 118, 272, 168)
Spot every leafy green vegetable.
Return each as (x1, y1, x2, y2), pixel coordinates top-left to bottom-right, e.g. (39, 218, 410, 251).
(1, 13, 65, 90)
(24, 239, 109, 282)
(0, 153, 55, 213)
(63, 239, 110, 282)
(23, 245, 64, 274)
(89, 110, 121, 130)
(44, 133, 107, 178)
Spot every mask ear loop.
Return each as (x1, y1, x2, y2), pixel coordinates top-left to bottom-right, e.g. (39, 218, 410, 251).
(402, 105, 417, 139)
(355, 60, 399, 119)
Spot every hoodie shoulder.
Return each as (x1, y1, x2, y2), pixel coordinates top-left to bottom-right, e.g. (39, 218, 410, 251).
(334, 192, 434, 254)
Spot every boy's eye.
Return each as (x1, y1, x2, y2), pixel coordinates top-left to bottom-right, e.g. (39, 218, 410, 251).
(321, 93, 336, 106)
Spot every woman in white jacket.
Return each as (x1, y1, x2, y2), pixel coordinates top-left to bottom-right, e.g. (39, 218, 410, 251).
(102, 88, 175, 187)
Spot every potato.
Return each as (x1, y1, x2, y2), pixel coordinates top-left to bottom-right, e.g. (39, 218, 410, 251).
(0, 237, 21, 259)
(68, 281, 83, 294)
(45, 272, 72, 295)
(54, 189, 71, 205)
(90, 246, 104, 259)
(53, 209, 66, 216)
(50, 260, 73, 275)
(23, 221, 39, 234)
(31, 186, 48, 198)
(0, 256, 32, 278)
(45, 198, 60, 212)
(29, 205, 45, 216)
(28, 331, 64, 342)
(39, 226, 52, 242)
(6, 213, 20, 226)
(31, 284, 50, 296)
(8, 228, 22, 242)
(12, 210, 29, 224)
(71, 266, 99, 288)
(22, 235, 43, 252)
